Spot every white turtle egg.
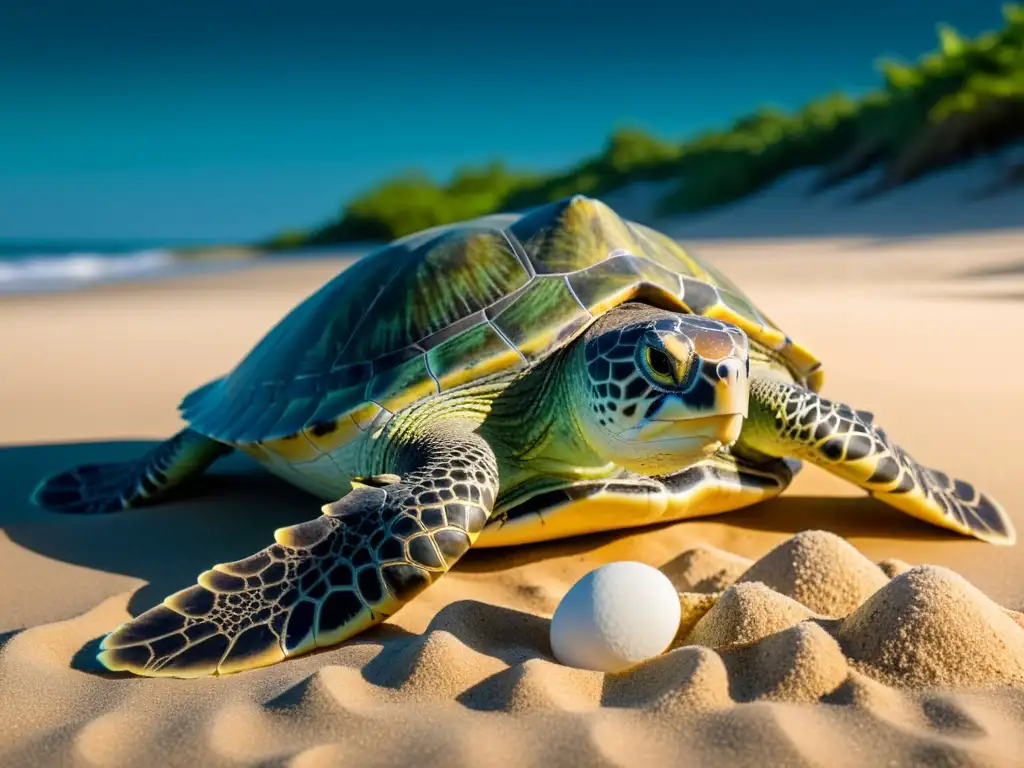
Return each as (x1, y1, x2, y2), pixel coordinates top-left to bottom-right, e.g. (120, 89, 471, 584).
(549, 561, 681, 673)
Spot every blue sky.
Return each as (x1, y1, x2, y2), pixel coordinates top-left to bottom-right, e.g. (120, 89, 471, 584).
(0, 0, 1006, 242)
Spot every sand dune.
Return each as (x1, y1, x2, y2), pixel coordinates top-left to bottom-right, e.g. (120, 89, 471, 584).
(2, 232, 1024, 766)
(604, 146, 1024, 239)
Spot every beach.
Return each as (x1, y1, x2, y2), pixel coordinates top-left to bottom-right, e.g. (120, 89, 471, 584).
(2, 227, 1024, 767)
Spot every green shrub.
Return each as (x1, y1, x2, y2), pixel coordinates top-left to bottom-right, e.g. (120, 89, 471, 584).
(271, 4, 1024, 247)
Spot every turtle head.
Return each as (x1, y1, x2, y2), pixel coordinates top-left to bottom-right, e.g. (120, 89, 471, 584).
(575, 306, 750, 474)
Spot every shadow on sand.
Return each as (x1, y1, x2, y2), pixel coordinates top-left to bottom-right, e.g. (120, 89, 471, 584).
(2, 439, 956, 621)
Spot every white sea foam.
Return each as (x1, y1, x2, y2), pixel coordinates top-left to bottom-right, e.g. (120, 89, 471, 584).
(0, 249, 185, 294)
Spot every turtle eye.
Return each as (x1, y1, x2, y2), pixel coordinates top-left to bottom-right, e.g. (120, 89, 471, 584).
(644, 345, 675, 384)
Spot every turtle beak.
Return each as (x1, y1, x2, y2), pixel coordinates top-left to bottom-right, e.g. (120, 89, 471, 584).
(641, 403, 745, 446)
(713, 357, 749, 418)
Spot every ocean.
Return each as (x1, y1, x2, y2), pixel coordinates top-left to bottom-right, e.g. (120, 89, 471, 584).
(0, 240, 373, 295)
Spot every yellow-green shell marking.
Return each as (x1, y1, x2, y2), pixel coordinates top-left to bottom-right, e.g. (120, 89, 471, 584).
(180, 196, 823, 461)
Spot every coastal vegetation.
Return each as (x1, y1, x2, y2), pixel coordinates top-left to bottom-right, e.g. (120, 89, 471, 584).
(271, 5, 1024, 248)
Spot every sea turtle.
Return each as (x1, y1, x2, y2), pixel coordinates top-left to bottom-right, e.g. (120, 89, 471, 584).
(34, 195, 1014, 678)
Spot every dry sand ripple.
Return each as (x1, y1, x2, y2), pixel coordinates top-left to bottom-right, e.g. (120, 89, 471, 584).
(2, 530, 1024, 767)
(3, 246, 1024, 766)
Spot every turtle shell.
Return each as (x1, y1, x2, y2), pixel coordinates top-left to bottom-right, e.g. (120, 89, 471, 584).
(181, 195, 823, 457)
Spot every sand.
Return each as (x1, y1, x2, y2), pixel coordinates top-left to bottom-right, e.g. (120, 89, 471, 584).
(3, 228, 1024, 767)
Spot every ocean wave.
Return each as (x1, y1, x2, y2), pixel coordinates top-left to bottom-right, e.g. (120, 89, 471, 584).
(0, 249, 182, 294)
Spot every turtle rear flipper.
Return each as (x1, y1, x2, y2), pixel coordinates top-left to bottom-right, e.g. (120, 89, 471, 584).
(32, 428, 231, 514)
(742, 379, 1016, 545)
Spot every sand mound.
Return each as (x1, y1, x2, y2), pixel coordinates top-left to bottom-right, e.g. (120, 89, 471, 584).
(734, 530, 890, 616)
(837, 565, 1024, 688)
(822, 668, 916, 724)
(364, 628, 506, 702)
(1006, 609, 1024, 631)
(422, 599, 550, 666)
(459, 657, 603, 712)
(662, 545, 753, 593)
(602, 645, 733, 713)
(674, 592, 720, 645)
(877, 558, 913, 578)
(684, 581, 817, 651)
(75, 709, 155, 768)
(265, 664, 390, 714)
(722, 622, 849, 703)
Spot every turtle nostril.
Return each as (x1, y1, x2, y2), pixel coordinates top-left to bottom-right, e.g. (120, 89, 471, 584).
(716, 358, 743, 383)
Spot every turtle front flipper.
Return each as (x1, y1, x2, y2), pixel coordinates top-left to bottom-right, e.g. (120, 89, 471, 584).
(741, 378, 1015, 545)
(32, 428, 231, 515)
(97, 420, 499, 678)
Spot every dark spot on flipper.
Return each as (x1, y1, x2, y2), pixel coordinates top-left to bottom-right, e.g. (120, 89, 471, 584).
(855, 410, 875, 425)
(284, 601, 317, 652)
(202, 570, 247, 593)
(184, 621, 219, 643)
(821, 439, 844, 462)
(148, 632, 188, 660)
(311, 538, 333, 558)
(306, 580, 328, 600)
(261, 562, 286, 585)
(381, 563, 432, 600)
(420, 507, 445, 528)
(327, 562, 354, 587)
(376, 538, 404, 562)
(261, 584, 284, 603)
(171, 585, 216, 617)
(969, 495, 1012, 536)
(813, 421, 832, 442)
(845, 433, 873, 461)
(867, 456, 901, 485)
(444, 503, 472, 531)
(224, 551, 271, 577)
(279, 516, 337, 549)
(318, 590, 365, 635)
(357, 568, 384, 604)
(433, 529, 471, 565)
(220, 624, 281, 670)
(103, 605, 187, 649)
(300, 569, 321, 592)
(97, 643, 153, 673)
(407, 535, 444, 569)
(392, 515, 423, 538)
(154, 633, 231, 675)
(892, 471, 917, 494)
(953, 479, 975, 501)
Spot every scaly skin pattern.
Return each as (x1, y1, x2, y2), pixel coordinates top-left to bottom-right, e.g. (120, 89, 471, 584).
(97, 418, 500, 678)
(739, 377, 1015, 544)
